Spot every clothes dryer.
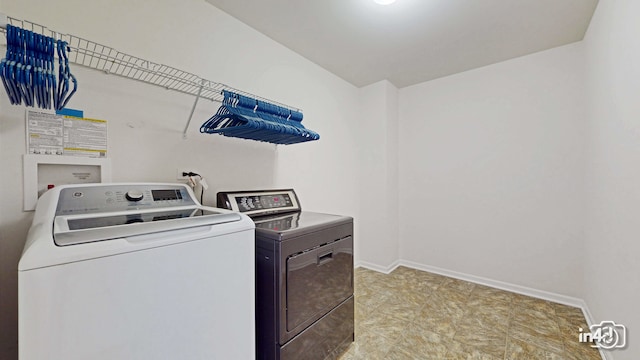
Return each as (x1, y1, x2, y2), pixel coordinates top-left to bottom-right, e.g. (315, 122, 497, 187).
(218, 189, 354, 360)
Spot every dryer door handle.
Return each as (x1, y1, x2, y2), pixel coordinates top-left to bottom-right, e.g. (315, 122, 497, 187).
(317, 250, 333, 265)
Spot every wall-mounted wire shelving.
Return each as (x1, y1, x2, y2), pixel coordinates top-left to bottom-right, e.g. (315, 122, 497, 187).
(0, 13, 303, 139)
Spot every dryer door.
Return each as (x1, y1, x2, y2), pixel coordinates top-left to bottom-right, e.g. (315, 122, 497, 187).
(285, 236, 353, 335)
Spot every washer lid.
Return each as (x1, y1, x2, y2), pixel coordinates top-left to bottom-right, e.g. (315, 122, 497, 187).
(53, 207, 241, 246)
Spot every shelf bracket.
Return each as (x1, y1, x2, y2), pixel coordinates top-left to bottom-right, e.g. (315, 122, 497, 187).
(183, 79, 206, 139)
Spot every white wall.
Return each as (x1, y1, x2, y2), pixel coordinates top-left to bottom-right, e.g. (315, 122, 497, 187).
(0, 1, 360, 358)
(356, 80, 399, 269)
(583, 0, 640, 358)
(398, 43, 587, 297)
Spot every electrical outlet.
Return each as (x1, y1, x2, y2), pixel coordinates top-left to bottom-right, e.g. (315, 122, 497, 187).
(176, 169, 198, 180)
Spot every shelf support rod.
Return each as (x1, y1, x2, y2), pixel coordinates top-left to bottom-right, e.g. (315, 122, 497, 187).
(183, 79, 205, 139)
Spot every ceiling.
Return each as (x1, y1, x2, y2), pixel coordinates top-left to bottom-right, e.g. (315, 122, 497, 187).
(205, 0, 599, 88)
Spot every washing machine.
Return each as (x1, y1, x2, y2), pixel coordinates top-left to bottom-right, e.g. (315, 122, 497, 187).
(19, 183, 255, 360)
(217, 189, 354, 360)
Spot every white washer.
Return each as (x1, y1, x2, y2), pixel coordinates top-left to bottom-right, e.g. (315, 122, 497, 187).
(19, 183, 255, 360)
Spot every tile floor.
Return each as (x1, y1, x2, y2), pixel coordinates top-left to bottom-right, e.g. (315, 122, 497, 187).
(339, 266, 602, 360)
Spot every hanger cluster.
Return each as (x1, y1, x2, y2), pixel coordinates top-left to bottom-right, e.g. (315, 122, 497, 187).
(1, 24, 77, 110)
(200, 90, 319, 145)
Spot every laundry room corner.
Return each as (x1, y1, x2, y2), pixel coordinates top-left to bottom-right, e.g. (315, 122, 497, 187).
(354, 80, 400, 271)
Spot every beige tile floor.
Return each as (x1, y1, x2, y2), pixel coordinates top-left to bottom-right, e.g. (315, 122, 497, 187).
(339, 266, 602, 360)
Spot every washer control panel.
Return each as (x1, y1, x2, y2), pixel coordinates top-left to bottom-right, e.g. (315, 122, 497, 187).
(55, 184, 196, 215)
(217, 189, 300, 217)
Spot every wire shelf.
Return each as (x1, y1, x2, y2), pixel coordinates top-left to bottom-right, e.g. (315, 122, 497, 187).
(0, 13, 302, 138)
(65, 36, 229, 101)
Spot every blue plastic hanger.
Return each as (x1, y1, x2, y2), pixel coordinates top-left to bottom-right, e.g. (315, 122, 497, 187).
(3, 25, 21, 104)
(54, 40, 76, 110)
(46, 36, 56, 109)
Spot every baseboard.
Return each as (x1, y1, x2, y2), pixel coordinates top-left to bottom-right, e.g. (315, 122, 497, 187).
(580, 305, 611, 360)
(355, 259, 400, 274)
(398, 259, 587, 308)
(355, 259, 608, 359)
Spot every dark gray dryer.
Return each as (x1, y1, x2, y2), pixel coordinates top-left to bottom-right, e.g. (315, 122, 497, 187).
(217, 189, 354, 360)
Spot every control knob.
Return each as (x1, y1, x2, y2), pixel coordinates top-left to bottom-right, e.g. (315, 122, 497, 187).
(125, 190, 144, 202)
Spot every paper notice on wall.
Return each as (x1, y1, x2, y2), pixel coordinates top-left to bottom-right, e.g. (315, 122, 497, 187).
(26, 110, 108, 158)
(62, 117, 108, 157)
(26, 111, 64, 155)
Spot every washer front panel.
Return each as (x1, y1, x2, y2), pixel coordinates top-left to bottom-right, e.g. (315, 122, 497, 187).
(56, 184, 195, 216)
(51, 183, 242, 246)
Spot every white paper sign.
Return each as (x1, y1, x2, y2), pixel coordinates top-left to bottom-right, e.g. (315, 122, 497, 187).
(26, 110, 64, 155)
(26, 110, 108, 158)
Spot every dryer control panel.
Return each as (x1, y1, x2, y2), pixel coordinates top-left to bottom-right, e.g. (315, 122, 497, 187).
(55, 184, 196, 216)
(217, 189, 300, 217)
